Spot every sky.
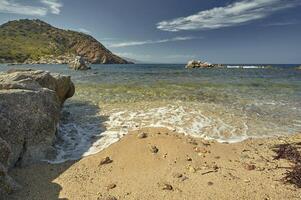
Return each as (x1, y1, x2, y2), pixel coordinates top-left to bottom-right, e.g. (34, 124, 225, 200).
(0, 0, 301, 64)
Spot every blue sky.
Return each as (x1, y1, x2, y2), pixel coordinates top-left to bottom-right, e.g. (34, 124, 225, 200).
(0, 0, 301, 64)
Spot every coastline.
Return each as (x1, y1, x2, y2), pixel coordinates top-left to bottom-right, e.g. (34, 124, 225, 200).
(5, 127, 301, 200)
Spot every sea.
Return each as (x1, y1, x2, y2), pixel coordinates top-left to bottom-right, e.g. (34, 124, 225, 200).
(1, 64, 300, 163)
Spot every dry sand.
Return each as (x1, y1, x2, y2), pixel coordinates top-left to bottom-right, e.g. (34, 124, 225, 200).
(3, 128, 301, 200)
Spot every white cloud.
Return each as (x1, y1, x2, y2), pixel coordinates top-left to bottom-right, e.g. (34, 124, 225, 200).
(41, 0, 62, 14)
(109, 36, 202, 48)
(0, 0, 62, 16)
(0, 0, 47, 16)
(157, 0, 300, 31)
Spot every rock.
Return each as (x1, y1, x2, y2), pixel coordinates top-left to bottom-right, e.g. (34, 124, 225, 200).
(172, 172, 183, 178)
(150, 145, 159, 153)
(0, 137, 21, 196)
(185, 60, 216, 69)
(2, 69, 75, 105)
(186, 157, 192, 161)
(99, 157, 113, 165)
(158, 182, 173, 190)
(0, 69, 74, 168)
(69, 56, 91, 70)
(106, 183, 116, 190)
(243, 163, 256, 171)
(98, 195, 118, 200)
(207, 181, 214, 186)
(296, 66, 301, 70)
(137, 132, 147, 139)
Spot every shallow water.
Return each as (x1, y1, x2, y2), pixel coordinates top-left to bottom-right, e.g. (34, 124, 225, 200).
(1, 64, 301, 163)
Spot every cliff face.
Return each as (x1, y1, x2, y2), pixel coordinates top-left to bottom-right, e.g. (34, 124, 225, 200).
(0, 19, 130, 64)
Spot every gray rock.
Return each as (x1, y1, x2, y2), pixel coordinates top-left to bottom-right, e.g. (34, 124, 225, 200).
(69, 56, 91, 70)
(185, 60, 216, 68)
(0, 69, 74, 194)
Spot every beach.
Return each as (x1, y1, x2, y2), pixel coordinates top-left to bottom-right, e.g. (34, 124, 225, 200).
(1, 64, 301, 199)
(5, 128, 301, 200)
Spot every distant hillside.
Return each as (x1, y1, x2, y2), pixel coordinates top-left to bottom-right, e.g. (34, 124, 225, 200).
(0, 19, 131, 64)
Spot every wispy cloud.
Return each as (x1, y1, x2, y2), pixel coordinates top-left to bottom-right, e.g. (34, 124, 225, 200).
(41, 0, 62, 15)
(0, 0, 62, 16)
(157, 0, 301, 31)
(109, 36, 202, 48)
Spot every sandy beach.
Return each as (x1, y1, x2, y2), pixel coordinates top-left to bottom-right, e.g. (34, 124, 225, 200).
(4, 127, 301, 200)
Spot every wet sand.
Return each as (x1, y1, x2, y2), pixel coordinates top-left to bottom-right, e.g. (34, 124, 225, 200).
(4, 128, 301, 200)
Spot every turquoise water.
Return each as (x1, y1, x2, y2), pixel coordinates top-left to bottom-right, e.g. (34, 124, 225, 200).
(1, 64, 301, 162)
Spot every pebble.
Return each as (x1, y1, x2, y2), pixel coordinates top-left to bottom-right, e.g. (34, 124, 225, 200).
(150, 145, 159, 153)
(137, 132, 147, 139)
(172, 172, 183, 178)
(188, 166, 197, 173)
(243, 163, 256, 171)
(207, 181, 214, 186)
(99, 157, 113, 165)
(158, 182, 173, 190)
(98, 196, 117, 200)
(106, 183, 117, 190)
(186, 156, 192, 161)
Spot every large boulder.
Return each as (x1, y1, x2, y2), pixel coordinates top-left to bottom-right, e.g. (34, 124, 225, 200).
(69, 56, 91, 70)
(0, 69, 75, 168)
(0, 69, 74, 194)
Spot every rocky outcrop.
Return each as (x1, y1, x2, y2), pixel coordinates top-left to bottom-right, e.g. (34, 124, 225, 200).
(69, 56, 91, 70)
(185, 60, 216, 68)
(0, 69, 74, 194)
(296, 66, 301, 70)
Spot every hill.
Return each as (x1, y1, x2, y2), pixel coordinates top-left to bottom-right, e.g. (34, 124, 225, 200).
(0, 19, 131, 64)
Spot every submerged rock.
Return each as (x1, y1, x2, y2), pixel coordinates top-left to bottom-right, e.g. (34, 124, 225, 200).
(0, 69, 74, 194)
(69, 56, 91, 70)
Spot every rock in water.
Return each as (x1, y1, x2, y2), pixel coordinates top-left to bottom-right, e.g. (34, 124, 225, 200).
(0, 69, 74, 194)
(0, 69, 75, 166)
(185, 60, 216, 68)
(69, 56, 91, 70)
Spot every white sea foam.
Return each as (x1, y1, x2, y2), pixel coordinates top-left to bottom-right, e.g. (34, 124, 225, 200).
(226, 65, 264, 69)
(48, 101, 300, 164)
(47, 104, 252, 163)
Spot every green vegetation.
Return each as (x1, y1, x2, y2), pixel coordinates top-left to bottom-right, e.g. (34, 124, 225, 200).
(0, 19, 117, 63)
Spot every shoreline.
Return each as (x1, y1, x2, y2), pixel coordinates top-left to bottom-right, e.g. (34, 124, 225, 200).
(5, 127, 301, 200)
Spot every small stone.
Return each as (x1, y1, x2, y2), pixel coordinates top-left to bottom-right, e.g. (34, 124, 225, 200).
(186, 157, 192, 161)
(106, 183, 116, 190)
(150, 145, 159, 153)
(158, 182, 173, 190)
(98, 195, 117, 200)
(99, 157, 113, 165)
(188, 166, 196, 173)
(207, 181, 214, 186)
(243, 163, 256, 171)
(212, 165, 219, 171)
(180, 176, 189, 182)
(172, 173, 183, 178)
(137, 132, 147, 139)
